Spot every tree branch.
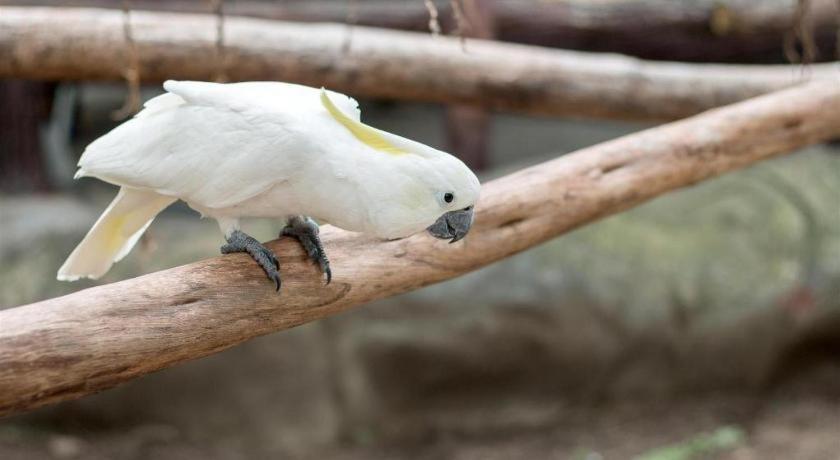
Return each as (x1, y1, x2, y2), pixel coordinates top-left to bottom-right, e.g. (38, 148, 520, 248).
(9, 0, 840, 63)
(2, 80, 840, 417)
(1, 7, 837, 120)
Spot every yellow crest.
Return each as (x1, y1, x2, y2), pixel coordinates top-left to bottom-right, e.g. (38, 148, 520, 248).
(320, 89, 407, 156)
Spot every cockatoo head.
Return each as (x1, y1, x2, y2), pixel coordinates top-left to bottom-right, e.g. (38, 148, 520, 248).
(420, 155, 480, 243)
(366, 150, 480, 242)
(321, 89, 480, 241)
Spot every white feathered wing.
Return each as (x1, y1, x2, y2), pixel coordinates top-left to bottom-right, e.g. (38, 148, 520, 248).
(61, 80, 360, 280)
(75, 81, 345, 209)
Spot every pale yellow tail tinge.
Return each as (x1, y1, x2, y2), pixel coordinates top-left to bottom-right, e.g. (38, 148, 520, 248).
(57, 188, 176, 281)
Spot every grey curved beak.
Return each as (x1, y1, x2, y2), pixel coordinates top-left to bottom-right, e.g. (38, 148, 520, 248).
(427, 207, 474, 244)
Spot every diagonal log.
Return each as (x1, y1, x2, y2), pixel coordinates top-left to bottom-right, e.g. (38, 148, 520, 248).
(2, 80, 839, 417)
(0, 7, 838, 120)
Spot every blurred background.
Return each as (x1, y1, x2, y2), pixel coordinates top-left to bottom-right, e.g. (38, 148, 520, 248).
(2, 0, 840, 459)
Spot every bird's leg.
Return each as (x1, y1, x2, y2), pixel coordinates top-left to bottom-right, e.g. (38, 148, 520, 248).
(281, 216, 331, 284)
(221, 229, 282, 291)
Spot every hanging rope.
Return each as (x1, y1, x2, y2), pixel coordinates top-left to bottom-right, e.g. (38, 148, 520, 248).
(784, 0, 818, 64)
(450, 0, 471, 49)
(836, 0, 840, 60)
(341, 0, 359, 54)
(112, 0, 141, 120)
(209, 0, 227, 82)
(423, 0, 442, 36)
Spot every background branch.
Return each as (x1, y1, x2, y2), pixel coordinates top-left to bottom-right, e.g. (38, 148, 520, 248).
(2, 80, 840, 417)
(9, 0, 840, 62)
(0, 7, 837, 120)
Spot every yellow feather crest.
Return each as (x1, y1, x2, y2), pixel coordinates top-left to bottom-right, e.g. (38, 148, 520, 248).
(320, 89, 406, 155)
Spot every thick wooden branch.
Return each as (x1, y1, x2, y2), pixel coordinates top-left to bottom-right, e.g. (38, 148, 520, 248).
(2, 80, 840, 417)
(1, 7, 837, 120)
(10, 0, 840, 63)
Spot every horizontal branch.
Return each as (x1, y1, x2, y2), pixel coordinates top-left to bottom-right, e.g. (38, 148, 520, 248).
(1, 7, 837, 120)
(10, 0, 840, 62)
(2, 80, 840, 417)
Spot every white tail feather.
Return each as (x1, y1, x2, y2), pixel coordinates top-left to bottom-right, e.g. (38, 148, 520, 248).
(57, 188, 176, 281)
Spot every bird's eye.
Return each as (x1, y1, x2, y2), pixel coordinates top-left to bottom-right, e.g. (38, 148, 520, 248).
(443, 192, 455, 204)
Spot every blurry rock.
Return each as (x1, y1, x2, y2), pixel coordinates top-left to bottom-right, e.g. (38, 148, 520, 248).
(333, 302, 623, 441)
(47, 435, 84, 459)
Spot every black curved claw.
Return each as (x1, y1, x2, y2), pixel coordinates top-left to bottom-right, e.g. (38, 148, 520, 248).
(269, 270, 282, 292)
(268, 250, 280, 269)
(222, 229, 283, 293)
(282, 216, 332, 285)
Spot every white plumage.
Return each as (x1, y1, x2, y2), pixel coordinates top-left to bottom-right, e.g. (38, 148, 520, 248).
(58, 81, 480, 281)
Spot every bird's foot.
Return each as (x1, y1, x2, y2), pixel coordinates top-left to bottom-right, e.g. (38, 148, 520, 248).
(221, 229, 282, 291)
(281, 216, 331, 284)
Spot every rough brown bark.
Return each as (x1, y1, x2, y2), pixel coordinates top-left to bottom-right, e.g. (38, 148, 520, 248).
(0, 7, 836, 121)
(2, 80, 840, 417)
(9, 0, 840, 62)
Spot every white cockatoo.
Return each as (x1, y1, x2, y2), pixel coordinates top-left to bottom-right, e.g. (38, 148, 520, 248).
(58, 81, 480, 290)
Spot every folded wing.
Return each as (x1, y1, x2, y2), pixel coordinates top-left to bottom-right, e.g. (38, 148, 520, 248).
(76, 81, 342, 209)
